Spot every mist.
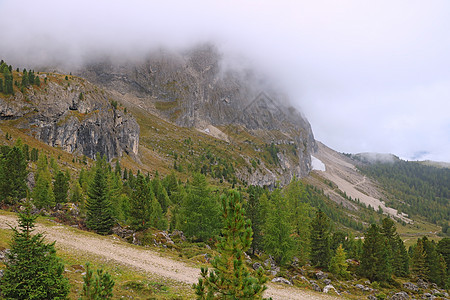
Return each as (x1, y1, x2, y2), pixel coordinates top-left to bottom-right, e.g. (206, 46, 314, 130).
(1, 0, 449, 162)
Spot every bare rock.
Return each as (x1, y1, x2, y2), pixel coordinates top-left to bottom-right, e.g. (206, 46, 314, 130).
(315, 270, 328, 280)
(252, 262, 262, 270)
(417, 279, 429, 289)
(391, 291, 410, 300)
(271, 277, 292, 285)
(311, 282, 322, 292)
(403, 282, 419, 292)
(323, 284, 339, 295)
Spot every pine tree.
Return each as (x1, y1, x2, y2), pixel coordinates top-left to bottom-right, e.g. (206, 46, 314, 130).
(152, 174, 171, 214)
(411, 238, 428, 280)
(86, 161, 114, 235)
(380, 217, 409, 277)
(436, 254, 447, 288)
(262, 189, 295, 265)
(244, 185, 264, 255)
(0, 145, 28, 204)
(33, 154, 55, 209)
(81, 262, 115, 300)
(180, 173, 221, 241)
(129, 173, 152, 230)
(194, 190, 268, 299)
(360, 224, 391, 282)
(54, 170, 69, 203)
(0, 206, 70, 299)
(21, 69, 29, 87)
(284, 178, 311, 264)
(150, 196, 167, 230)
(310, 210, 331, 269)
(329, 244, 350, 279)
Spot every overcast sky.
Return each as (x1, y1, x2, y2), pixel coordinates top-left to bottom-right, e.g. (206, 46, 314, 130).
(1, 0, 449, 162)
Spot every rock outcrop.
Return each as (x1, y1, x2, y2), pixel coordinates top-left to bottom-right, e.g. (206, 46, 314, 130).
(0, 75, 139, 161)
(79, 44, 316, 184)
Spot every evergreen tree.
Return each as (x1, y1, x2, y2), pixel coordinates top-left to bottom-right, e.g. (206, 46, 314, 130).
(81, 262, 115, 300)
(329, 244, 350, 279)
(262, 189, 294, 265)
(310, 210, 331, 269)
(380, 217, 409, 277)
(437, 238, 450, 274)
(436, 254, 447, 288)
(360, 224, 391, 282)
(54, 170, 69, 203)
(180, 173, 221, 241)
(128, 173, 152, 230)
(0, 145, 28, 204)
(194, 190, 268, 299)
(33, 154, 55, 209)
(86, 161, 114, 235)
(244, 185, 264, 255)
(410, 238, 428, 280)
(21, 70, 29, 87)
(284, 178, 311, 264)
(0, 207, 70, 299)
(34, 75, 40, 86)
(422, 237, 439, 283)
(152, 174, 170, 214)
(150, 196, 167, 230)
(107, 171, 124, 221)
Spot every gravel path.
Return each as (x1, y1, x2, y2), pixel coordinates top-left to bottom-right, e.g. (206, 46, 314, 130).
(0, 213, 338, 300)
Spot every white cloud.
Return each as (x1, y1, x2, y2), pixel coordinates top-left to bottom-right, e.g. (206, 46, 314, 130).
(1, 0, 449, 161)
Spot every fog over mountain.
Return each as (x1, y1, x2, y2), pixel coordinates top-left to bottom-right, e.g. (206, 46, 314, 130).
(1, 0, 449, 162)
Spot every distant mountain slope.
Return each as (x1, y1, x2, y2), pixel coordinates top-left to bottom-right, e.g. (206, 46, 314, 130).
(356, 158, 450, 224)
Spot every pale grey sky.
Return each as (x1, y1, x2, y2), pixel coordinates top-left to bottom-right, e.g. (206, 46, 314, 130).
(1, 0, 449, 162)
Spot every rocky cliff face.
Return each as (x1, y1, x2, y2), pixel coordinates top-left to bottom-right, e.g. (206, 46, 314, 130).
(78, 45, 316, 183)
(0, 74, 139, 161)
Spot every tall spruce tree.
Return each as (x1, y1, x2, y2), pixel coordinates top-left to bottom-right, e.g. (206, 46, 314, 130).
(194, 190, 268, 299)
(0, 206, 70, 299)
(411, 238, 428, 280)
(244, 185, 264, 255)
(360, 224, 391, 282)
(0, 145, 28, 204)
(129, 173, 152, 230)
(310, 210, 331, 269)
(329, 244, 350, 279)
(86, 160, 114, 235)
(54, 170, 69, 203)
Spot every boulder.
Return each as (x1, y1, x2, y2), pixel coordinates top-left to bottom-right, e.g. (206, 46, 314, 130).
(271, 277, 292, 285)
(391, 291, 410, 300)
(323, 284, 339, 295)
(315, 270, 328, 280)
(417, 279, 429, 289)
(252, 262, 262, 270)
(169, 230, 186, 242)
(403, 282, 419, 292)
(311, 282, 322, 292)
(323, 279, 331, 285)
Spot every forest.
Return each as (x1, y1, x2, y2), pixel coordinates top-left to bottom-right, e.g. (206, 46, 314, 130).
(0, 138, 449, 299)
(356, 160, 450, 226)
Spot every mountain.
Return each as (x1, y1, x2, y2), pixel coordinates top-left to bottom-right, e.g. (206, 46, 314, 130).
(77, 44, 316, 186)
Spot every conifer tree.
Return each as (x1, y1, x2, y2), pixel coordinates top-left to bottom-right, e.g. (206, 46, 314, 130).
(244, 185, 264, 255)
(360, 224, 391, 282)
(436, 254, 447, 288)
(33, 154, 55, 209)
(422, 237, 439, 283)
(54, 170, 69, 203)
(411, 238, 428, 280)
(329, 244, 350, 279)
(180, 173, 221, 241)
(284, 178, 311, 264)
(81, 262, 115, 300)
(86, 160, 114, 235)
(150, 196, 167, 230)
(310, 209, 331, 269)
(152, 174, 171, 214)
(262, 189, 294, 265)
(0, 206, 70, 299)
(0, 145, 28, 204)
(194, 190, 268, 299)
(21, 69, 29, 87)
(129, 173, 152, 230)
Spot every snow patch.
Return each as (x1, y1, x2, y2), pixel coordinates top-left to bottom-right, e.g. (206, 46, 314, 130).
(311, 155, 326, 171)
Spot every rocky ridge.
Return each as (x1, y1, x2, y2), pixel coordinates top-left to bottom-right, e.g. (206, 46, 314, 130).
(78, 45, 316, 184)
(0, 73, 139, 161)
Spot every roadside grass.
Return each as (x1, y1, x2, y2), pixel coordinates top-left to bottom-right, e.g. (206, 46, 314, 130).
(0, 213, 195, 299)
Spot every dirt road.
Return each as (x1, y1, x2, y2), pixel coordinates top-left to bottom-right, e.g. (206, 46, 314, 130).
(0, 213, 337, 300)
